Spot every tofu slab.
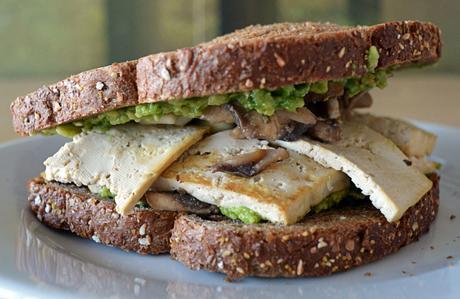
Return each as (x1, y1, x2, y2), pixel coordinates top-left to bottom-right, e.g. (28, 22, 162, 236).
(44, 124, 208, 215)
(154, 130, 349, 224)
(275, 122, 433, 222)
(351, 113, 437, 157)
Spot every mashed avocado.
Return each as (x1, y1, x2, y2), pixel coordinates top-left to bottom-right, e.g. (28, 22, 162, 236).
(40, 68, 391, 138)
(99, 186, 115, 199)
(311, 189, 349, 213)
(220, 206, 263, 224)
(98, 186, 149, 208)
(345, 70, 388, 98)
(367, 46, 380, 72)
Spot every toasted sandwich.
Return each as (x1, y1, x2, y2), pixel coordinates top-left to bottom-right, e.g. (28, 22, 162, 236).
(11, 20, 442, 279)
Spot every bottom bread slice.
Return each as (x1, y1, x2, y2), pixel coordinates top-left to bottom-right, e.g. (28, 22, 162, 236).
(170, 174, 440, 279)
(28, 178, 178, 254)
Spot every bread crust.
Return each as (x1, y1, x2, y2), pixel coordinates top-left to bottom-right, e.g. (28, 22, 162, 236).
(170, 174, 440, 280)
(11, 61, 138, 136)
(11, 21, 441, 136)
(137, 21, 441, 102)
(28, 178, 177, 255)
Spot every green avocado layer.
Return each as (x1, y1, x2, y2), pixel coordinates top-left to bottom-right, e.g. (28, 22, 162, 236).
(311, 189, 349, 214)
(219, 206, 263, 224)
(99, 186, 115, 199)
(41, 69, 390, 138)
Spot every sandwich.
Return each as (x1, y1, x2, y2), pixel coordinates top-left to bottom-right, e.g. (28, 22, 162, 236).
(11, 20, 442, 280)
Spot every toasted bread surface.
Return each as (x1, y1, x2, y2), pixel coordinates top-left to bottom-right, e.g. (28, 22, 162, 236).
(170, 174, 439, 279)
(137, 21, 441, 102)
(12, 21, 441, 136)
(12, 61, 138, 136)
(28, 177, 177, 254)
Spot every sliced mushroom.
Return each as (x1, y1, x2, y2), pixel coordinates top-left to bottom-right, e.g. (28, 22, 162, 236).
(307, 97, 341, 120)
(213, 148, 289, 177)
(226, 104, 316, 141)
(308, 120, 342, 143)
(200, 106, 234, 123)
(225, 104, 279, 140)
(326, 98, 341, 119)
(230, 127, 244, 139)
(305, 81, 345, 103)
(276, 107, 317, 125)
(350, 92, 372, 109)
(252, 147, 290, 173)
(277, 122, 312, 141)
(145, 191, 219, 215)
(341, 92, 373, 120)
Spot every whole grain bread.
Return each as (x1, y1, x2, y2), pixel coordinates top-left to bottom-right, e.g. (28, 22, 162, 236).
(11, 21, 441, 136)
(137, 21, 441, 102)
(11, 61, 138, 136)
(28, 177, 177, 255)
(170, 174, 439, 280)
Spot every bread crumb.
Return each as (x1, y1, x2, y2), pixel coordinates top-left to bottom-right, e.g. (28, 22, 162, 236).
(364, 272, 372, 277)
(446, 256, 453, 259)
(450, 214, 456, 220)
(430, 246, 435, 250)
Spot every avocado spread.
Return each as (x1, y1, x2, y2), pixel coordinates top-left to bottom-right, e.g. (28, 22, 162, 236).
(311, 189, 349, 213)
(41, 64, 390, 138)
(98, 186, 149, 208)
(367, 46, 380, 72)
(99, 186, 115, 199)
(220, 206, 263, 224)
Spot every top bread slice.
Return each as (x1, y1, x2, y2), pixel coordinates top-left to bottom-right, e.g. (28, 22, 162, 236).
(11, 21, 441, 136)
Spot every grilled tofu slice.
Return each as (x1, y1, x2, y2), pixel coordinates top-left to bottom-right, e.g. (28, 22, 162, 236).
(275, 122, 433, 222)
(44, 124, 208, 215)
(154, 130, 349, 225)
(351, 113, 437, 157)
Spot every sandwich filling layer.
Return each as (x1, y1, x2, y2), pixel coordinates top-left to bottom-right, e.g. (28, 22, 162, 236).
(153, 130, 350, 224)
(275, 122, 433, 222)
(41, 64, 391, 143)
(43, 124, 208, 215)
(42, 112, 438, 223)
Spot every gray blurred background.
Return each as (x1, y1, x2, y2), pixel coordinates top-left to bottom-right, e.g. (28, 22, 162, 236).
(1, 0, 459, 142)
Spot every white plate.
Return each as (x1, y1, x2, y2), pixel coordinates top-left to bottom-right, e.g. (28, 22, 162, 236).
(0, 122, 459, 299)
